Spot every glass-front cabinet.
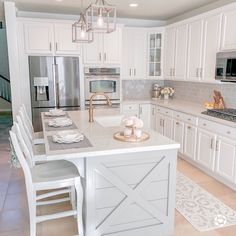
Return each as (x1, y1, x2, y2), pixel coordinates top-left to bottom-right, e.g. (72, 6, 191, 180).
(147, 29, 164, 79)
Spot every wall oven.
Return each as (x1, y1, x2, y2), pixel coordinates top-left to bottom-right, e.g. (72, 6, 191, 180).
(216, 52, 236, 82)
(84, 67, 120, 107)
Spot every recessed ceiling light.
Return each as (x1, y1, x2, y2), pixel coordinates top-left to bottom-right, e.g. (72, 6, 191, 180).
(129, 3, 138, 7)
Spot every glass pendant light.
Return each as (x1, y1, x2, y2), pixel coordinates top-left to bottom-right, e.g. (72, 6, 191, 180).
(85, 0, 116, 33)
(72, 0, 94, 43)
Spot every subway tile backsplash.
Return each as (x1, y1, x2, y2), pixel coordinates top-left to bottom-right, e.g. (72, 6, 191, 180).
(164, 80, 236, 108)
(122, 79, 236, 108)
(122, 80, 164, 100)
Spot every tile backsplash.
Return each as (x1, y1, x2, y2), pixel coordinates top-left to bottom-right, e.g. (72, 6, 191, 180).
(122, 80, 164, 100)
(164, 80, 236, 108)
(122, 79, 236, 108)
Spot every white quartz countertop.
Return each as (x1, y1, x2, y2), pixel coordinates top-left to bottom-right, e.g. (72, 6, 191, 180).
(42, 109, 180, 160)
(122, 99, 236, 128)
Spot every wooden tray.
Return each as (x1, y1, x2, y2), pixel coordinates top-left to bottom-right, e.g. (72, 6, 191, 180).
(113, 131, 150, 142)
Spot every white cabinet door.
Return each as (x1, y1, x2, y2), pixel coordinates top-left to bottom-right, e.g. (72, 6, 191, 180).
(215, 136, 236, 182)
(150, 105, 156, 130)
(139, 104, 151, 128)
(201, 14, 222, 82)
(174, 24, 188, 80)
(221, 9, 236, 50)
(173, 120, 184, 153)
(184, 124, 197, 160)
(197, 128, 216, 171)
(103, 28, 121, 65)
(24, 22, 54, 54)
(156, 113, 164, 135)
(164, 27, 176, 79)
(83, 33, 103, 64)
(187, 19, 204, 81)
(163, 115, 173, 139)
(133, 29, 147, 79)
(54, 23, 80, 55)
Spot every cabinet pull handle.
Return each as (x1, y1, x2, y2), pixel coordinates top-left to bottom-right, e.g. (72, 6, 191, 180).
(196, 68, 199, 77)
(140, 107, 142, 114)
(55, 42, 58, 51)
(173, 68, 175, 76)
(216, 140, 219, 151)
(176, 122, 179, 125)
(200, 68, 203, 78)
(227, 131, 231, 134)
(129, 69, 132, 76)
(49, 42, 52, 51)
(104, 53, 106, 61)
(187, 126, 191, 130)
(99, 53, 102, 61)
(134, 69, 136, 76)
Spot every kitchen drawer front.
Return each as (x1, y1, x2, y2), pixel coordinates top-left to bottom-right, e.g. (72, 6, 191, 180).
(156, 106, 173, 117)
(173, 111, 198, 125)
(199, 118, 236, 140)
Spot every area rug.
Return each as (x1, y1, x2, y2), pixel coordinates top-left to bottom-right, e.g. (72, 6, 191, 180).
(176, 172, 236, 231)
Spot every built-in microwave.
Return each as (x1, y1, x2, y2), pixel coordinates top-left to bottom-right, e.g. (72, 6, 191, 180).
(84, 67, 121, 107)
(215, 52, 236, 82)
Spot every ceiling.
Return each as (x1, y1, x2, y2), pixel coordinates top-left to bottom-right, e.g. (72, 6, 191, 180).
(0, 0, 221, 22)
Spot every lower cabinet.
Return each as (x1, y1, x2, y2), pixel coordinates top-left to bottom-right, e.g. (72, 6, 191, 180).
(156, 113, 164, 134)
(183, 124, 197, 160)
(163, 115, 173, 139)
(196, 128, 217, 171)
(215, 136, 236, 182)
(173, 119, 184, 154)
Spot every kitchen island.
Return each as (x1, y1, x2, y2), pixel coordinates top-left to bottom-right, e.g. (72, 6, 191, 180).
(42, 109, 180, 236)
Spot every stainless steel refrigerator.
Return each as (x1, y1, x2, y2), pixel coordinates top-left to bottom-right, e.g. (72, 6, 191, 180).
(29, 56, 80, 132)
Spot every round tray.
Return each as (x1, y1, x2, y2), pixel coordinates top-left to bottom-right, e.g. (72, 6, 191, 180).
(113, 131, 150, 142)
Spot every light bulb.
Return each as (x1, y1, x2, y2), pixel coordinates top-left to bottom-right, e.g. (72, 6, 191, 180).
(80, 30, 86, 38)
(97, 14, 104, 27)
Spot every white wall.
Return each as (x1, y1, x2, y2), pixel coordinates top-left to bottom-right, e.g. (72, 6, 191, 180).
(0, 29, 10, 79)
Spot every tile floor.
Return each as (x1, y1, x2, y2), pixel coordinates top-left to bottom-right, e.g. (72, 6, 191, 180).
(1, 115, 236, 236)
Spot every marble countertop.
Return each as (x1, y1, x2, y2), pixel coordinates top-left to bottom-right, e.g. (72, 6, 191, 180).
(122, 99, 236, 128)
(42, 109, 180, 160)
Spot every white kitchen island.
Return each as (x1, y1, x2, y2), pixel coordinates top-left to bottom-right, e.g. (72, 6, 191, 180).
(42, 109, 180, 236)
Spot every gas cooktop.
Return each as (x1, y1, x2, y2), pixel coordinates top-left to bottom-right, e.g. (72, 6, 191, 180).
(201, 109, 236, 123)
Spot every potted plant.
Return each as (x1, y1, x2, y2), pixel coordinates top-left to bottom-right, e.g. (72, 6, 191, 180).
(161, 87, 175, 100)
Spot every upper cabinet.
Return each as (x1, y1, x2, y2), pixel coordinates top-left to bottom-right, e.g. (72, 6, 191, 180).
(221, 9, 236, 51)
(147, 29, 164, 79)
(24, 22, 54, 54)
(122, 28, 147, 79)
(187, 19, 204, 81)
(164, 24, 188, 80)
(83, 28, 122, 65)
(24, 21, 81, 55)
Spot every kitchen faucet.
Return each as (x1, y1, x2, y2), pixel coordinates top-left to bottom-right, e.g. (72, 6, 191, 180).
(89, 93, 112, 122)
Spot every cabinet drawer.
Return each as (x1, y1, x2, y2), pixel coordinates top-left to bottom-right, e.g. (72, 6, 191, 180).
(122, 104, 139, 112)
(173, 111, 198, 125)
(199, 118, 236, 140)
(156, 106, 173, 117)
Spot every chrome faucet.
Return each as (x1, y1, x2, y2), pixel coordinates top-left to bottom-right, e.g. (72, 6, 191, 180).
(89, 93, 112, 122)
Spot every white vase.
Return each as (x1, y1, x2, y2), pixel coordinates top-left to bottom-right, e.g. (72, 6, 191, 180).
(164, 94, 169, 100)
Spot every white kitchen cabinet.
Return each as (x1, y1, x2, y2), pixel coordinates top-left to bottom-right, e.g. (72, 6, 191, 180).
(147, 29, 164, 79)
(197, 128, 216, 171)
(164, 27, 176, 79)
(221, 9, 236, 51)
(54, 23, 81, 55)
(150, 104, 156, 130)
(24, 22, 54, 54)
(184, 124, 197, 160)
(122, 28, 147, 79)
(156, 113, 164, 135)
(163, 115, 173, 139)
(215, 136, 236, 182)
(139, 104, 151, 129)
(174, 24, 188, 80)
(187, 19, 204, 81)
(201, 14, 222, 82)
(173, 119, 184, 153)
(83, 28, 121, 65)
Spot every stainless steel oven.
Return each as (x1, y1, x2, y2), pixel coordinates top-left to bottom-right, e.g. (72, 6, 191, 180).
(216, 52, 236, 82)
(84, 67, 120, 107)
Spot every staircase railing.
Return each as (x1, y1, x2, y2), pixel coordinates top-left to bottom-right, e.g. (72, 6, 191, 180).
(0, 74, 11, 103)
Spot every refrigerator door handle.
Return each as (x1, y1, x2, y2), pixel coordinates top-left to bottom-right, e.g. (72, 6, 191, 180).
(52, 63, 58, 108)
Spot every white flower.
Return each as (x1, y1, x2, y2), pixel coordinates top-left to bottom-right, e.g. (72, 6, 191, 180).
(161, 87, 175, 96)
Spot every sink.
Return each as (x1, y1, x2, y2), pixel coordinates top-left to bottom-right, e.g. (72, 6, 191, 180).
(94, 115, 124, 127)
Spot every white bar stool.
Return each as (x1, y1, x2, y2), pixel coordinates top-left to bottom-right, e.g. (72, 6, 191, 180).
(20, 105, 44, 145)
(10, 126, 84, 236)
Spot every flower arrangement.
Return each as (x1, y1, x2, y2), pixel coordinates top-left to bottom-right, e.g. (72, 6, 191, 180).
(161, 87, 175, 96)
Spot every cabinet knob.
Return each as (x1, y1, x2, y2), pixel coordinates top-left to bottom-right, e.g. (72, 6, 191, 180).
(203, 123, 206, 126)
(187, 126, 191, 130)
(227, 131, 231, 134)
(176, 122, 179, 125)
